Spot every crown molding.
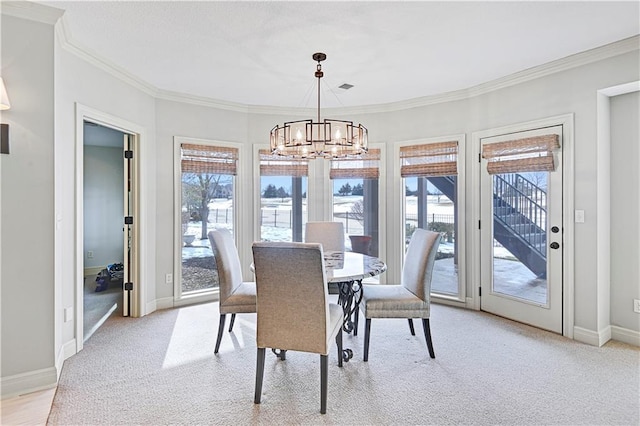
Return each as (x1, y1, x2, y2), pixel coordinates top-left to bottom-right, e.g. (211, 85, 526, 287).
(55, 15, 159, 99)
(255, 35, 640, 115)
(1, 1, 63, 25)
(465, 35, 640, 99)
(46, 12, 640, 115)
(155, 90, 249, 113)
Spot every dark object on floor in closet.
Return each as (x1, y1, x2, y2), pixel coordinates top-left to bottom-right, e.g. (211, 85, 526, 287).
(95, 262, 124, 292)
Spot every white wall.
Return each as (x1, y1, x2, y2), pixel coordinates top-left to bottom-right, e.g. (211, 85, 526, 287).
(154, 99, 250, 303)
(610, 91, 640, 332)
(1, 12, 59, 395)
(83, 145, 124, 269)
(55, 31, 158, 347)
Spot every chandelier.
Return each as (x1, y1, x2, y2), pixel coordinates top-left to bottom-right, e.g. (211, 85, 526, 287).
(270, 53, 368, 159)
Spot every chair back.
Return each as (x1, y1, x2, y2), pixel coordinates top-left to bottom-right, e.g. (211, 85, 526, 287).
(401, 229, 441, 302)
(208, 229, 243, 303)
(252, 242, 332, 355)
(305, 221, 345, 252)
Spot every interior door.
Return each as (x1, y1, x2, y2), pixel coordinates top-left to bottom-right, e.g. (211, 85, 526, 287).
(480, 125, 563, 333)
(122, 133, 135, 317)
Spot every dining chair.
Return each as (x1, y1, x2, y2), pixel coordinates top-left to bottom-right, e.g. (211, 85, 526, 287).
(252, 241, 344, 414)
(305, 221, 345, 252)
(360, 228, 441, 361)
(208, 229, 256, 354)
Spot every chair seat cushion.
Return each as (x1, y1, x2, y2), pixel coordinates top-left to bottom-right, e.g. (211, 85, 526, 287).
(220, 281, 257, 314)
(361, 284, 429, 319)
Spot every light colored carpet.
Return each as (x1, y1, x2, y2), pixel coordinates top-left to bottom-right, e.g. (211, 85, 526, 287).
(48, 301, 639, 425)
(83, 276, 122, 341)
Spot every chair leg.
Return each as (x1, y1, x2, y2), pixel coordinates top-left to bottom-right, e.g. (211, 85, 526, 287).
(320, 354, 328, 414)
(228, 313, 236, 332)
(363, 318, 372, 362)
(254, 347, 266, 404)
(214, 314, 226, 354)
(336, 329, 343, 367)
(408, 318, 415, 336)
(422, 318, 435, 359)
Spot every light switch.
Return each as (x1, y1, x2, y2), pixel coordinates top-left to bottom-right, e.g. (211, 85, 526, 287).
(575, 210, 585, 223)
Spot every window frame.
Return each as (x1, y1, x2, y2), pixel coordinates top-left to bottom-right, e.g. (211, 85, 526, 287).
(173, 137, 243, 305)
(395, 135, 466, 305)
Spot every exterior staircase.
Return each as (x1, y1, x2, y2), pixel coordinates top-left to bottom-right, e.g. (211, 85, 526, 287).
(429, 174, 547, 278)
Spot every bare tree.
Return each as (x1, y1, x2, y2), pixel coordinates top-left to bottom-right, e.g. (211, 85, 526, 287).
(350, 200, 365, 225)
(183, 173, 229, 239)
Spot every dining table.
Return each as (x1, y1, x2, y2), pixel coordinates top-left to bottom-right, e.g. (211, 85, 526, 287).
(323, 250, 387, 361)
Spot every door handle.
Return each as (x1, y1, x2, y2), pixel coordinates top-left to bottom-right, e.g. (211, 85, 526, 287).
(550, 242, 560, 249)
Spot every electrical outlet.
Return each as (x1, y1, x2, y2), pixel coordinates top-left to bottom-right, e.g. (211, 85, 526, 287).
(634, 299, 640, 314)
(166, 273, 173, 284)
(87, 250, 94, 258)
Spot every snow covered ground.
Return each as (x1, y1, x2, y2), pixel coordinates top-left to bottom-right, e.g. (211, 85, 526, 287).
(183, 196, 512, 259)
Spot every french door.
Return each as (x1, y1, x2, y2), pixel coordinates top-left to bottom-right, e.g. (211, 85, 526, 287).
(480, 125, 563, 333)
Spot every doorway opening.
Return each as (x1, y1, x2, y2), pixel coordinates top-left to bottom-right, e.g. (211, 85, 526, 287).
(82, 120, 138, 342)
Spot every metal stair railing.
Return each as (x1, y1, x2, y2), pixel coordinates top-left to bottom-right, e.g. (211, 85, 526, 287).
(493, 174, 546, 257)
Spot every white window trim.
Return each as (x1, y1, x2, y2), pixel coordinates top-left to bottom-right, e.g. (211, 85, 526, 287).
(393, 135, 466, 305)
(173, 136, 245, 306)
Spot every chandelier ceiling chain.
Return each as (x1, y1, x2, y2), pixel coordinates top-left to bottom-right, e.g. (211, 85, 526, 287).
(270, 52, 368, 159)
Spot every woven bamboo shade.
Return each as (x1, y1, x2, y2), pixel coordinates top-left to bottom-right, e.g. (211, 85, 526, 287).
(482, 134, 560, 174)
(259, 149, 309, 177)
(329, 148, 380, 179)
(181, 143, 238, 175)
(400, 141, 458, 177)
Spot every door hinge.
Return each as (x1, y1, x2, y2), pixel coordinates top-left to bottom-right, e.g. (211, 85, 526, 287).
(124, 216, 134, 225)
(124, 282, 133, 291)
(479, 287, 482, 297)
(124, 150, 133, 159)
(478, 220, 481, 230)
(478, 153, 481, 162)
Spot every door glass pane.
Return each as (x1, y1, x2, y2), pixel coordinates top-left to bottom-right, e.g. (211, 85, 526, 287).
(491, 172, 548, 304)
(181, 172, 234, 294)
(259, 176, 307, 242)
(405, 176, 459, 296)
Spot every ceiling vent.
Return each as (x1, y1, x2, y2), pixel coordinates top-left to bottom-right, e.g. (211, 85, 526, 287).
(338, 83, 354, 90)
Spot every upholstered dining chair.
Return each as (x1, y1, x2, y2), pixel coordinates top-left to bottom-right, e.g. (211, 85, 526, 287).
(252, 241, 344, 414)
(305, 221, 345, 252)
(208, 229, 256, 354)
(360, 228, 441, 361)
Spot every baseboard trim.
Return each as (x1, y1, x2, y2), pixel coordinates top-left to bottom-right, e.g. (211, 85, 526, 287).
(154, 297, 175, 311)
(611, 325, 640, 347)
(573, 326, 612, 347)
(432, 297, 467, 309)
(0, 367, 58, 400)
(84, 266, 105, 277)
(55, 339, 77, 383)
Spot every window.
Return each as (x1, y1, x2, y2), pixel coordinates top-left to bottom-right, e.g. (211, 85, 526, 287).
(258, 150, 308, 242)
(401, 140, 465, 299)
(179, 142, 237, 295)
(330, 149, 381, 257)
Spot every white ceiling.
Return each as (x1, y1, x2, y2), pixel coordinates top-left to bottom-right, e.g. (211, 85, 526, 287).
(39, 1, 639, 109)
